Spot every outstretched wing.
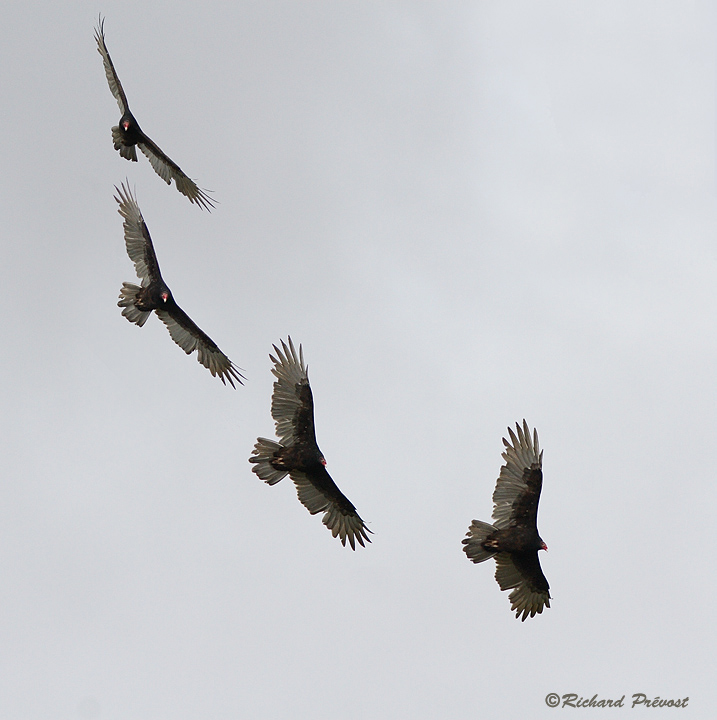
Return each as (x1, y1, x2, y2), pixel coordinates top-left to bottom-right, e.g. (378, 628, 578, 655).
(138, 140, 215, 211)
(494, 552, 550, 621)
(95, 16, 129, 114)
(269, 338, 316, 447)
(492, 420, 543, 530)
(289, 466, 372, 550)
(155, 303, 244, 388)
(114, 182, 162, 287)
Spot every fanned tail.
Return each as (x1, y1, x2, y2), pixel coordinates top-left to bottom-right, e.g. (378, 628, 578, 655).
(117, 282, 151, 326)
(249, 438, 288, 485)
(462, 519, 499, 564)
(112, 126, 137, 161)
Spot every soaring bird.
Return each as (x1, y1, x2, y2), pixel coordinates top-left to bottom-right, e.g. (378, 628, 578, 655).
(462, 421, 550, 620)
(115, 183, 243, 387)
(249, 338, 371, 549)
(95, 17, 215, 210)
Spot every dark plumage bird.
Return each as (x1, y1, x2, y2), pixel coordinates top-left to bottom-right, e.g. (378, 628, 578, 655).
(115, 183, 243, 387)
(462, 421, 550, 621)
(249, 338, 371, 549)
(95, 17, 215, 211)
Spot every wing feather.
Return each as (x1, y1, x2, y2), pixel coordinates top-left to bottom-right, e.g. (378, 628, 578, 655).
(114, 182, 162, 286)
(155, 306, 244, 388)
(289, 469, 372, 550)
(94, 16, 129, 113)
(492, 420, 543, 529)
(138, 141, 215, 211)
(269, 338, 315, 447)
(494, 552, 550, 621)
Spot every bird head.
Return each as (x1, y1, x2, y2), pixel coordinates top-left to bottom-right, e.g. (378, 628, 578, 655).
(161, 291, 169, 303)
(541, 541, 548, 552)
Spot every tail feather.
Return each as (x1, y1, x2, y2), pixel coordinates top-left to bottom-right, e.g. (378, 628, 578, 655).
(462, 519, 499, 564)
(249, 438, 288, 485)
(112, 126, 137, 161)
(117, 282, 151, 327)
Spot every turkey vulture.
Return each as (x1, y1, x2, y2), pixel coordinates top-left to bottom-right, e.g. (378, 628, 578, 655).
(95, 17, 215, 211)
(249, 338, 372, 549)
(115, 182, 243, 387)
(462, 421, 550, 621)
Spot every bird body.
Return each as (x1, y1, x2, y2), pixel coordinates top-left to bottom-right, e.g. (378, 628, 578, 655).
(112, 111, 143, 161)
(483, 524, 546, 555)
(250, 338, 371, 549)
(463, 421, 550, 620)
(269, 442, 325, 475)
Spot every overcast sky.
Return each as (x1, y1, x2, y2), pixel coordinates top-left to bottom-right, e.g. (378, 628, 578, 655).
(0, 1, 715, 718)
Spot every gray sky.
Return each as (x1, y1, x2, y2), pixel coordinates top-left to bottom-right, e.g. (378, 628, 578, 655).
(0, 1, 714, 718)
